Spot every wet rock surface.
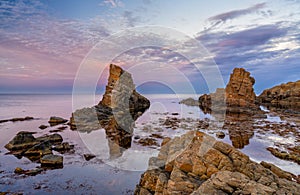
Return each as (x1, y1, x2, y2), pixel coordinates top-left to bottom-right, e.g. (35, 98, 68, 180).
(48, 116, 68, 126)
(135, 131, 300, 195)
(199, 68, 261, 115)
(5, 131, 73, 169)
(258, 80, 300, 111)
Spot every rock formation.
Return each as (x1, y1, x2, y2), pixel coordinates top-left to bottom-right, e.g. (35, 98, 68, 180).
(258, 80, 300, 111)
(5, 131, 72, 168)
(69, 64, 150, 132)
(69, 64, 150, 158)
(135, 131, 300, 194)
(199, 68, 260, 115)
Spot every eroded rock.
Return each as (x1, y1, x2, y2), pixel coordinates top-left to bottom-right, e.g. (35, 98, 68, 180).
(258, 80, 300, 111)
(135, 131, 300, 195)
(199, 68, 260, 115)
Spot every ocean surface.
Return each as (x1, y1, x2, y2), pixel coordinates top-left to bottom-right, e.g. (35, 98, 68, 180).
(0, 94, 299, 194)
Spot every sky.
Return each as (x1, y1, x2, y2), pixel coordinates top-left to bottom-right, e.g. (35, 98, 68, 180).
(0, 0, 299, 94)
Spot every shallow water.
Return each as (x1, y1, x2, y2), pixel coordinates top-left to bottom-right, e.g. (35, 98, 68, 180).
(0, 94, 299, 194)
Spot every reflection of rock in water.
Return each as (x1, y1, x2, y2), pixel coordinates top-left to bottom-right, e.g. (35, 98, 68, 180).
(70, 64, 150, 159)
(198, 68, 264, 149)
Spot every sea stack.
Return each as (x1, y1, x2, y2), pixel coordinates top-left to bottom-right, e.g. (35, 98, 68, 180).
(199, 68, 259, 115)
(70, 64, 150, 132)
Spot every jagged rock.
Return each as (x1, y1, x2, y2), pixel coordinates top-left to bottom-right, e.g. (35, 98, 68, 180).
(258, 80, 300, 111)
(69, 64, 150, 132)
(5, 131, 38, 151)
(135, 131, 300, 195)
(48, 116, 68, 126)
(99, 64, 150, 113)
(69, 64, 150, 159)
(40, 154, 63, 167)
(199, 68, 260, 115)
(5, 132, 70, 167)
(179, 98, 199, 106)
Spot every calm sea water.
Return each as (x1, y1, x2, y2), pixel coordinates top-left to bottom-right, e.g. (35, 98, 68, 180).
(0, 94, 299, 194)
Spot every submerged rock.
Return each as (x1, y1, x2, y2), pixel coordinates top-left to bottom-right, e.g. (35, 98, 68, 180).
(135, 131, 299, 194)
(258, 80, 300, 111)
(0, 116, 34, 124)
(199, 68, 260, 115)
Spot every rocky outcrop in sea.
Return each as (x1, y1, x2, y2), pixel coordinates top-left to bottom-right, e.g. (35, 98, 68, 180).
(258, 80, 300, 111)
(135, 131, 300, 195)
(199, 68, 260, 115)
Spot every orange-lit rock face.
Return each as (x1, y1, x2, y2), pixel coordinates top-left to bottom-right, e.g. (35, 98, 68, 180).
(258, 80, 300, 110)
(199, 68, 259, 115)
(99, 64, 150, 113)
(225, 68, 256, 108)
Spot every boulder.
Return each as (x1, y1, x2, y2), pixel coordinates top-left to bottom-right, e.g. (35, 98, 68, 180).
(135, 131, 300, 194)
(48, 116, 68, 126)
(5, 131, 38, 151)
(258, 80, 300, 111)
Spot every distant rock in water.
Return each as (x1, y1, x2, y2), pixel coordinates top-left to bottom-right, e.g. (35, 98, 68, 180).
(134, 131, 300, 194)
(258, 80, 300, 111)
(199, 68, 260, 115)
(179, 98, 199, 106)
(0, 116, 34, 124)
(48, 116, 68, 126)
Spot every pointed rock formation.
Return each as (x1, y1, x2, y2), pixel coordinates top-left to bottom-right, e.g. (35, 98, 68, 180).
(99, 64, 150, 113)
(134, 131, 300, 194)
(199, 68, 260, 115)
(258, 80, 300, 111)
(69, 64, 150, 157)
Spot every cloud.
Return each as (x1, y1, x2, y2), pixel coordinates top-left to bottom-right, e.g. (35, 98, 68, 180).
(103, 0, 123, 8)
(208, 3, 266, 25)
(122, 11, 140, 27)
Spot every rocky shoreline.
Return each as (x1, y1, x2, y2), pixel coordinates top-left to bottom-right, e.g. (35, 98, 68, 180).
(1, 65, 299, 194)
(134, 131, 300, 194)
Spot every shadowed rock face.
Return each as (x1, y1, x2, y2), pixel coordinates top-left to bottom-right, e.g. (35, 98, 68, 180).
(199, 68, 260, 115)
(69, 64, 150, 158)
(134, 131, 300, 195)
(258, 80, 300, 111)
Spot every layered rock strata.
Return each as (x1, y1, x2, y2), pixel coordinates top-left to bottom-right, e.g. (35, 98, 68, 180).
(135, 131, 300, 195)
(199, 68, 260, 115)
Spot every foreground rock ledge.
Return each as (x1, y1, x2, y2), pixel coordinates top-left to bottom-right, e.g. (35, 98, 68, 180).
(135, 131, 299, 195)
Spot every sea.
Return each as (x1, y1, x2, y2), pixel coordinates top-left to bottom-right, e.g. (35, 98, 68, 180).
(0, 94, 299, 194)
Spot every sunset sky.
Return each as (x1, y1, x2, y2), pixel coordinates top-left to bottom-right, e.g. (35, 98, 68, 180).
(1, 0, 299, 94)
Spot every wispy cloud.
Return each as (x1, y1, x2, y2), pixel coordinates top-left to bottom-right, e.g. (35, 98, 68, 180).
(208, 3, 266, 26)
(103, 0, 124, 8)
